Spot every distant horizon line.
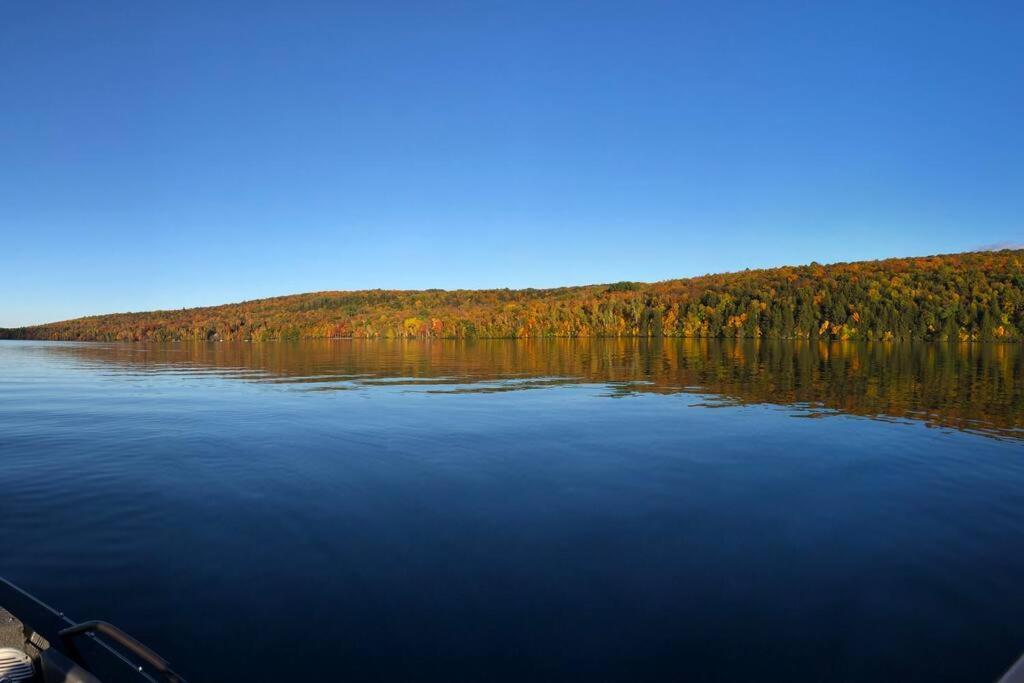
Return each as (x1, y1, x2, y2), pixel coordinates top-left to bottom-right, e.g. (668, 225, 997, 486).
(4, 246, 1022, 330)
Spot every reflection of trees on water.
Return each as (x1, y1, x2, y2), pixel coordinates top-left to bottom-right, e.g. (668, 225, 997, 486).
(42, 338, 1024, 441)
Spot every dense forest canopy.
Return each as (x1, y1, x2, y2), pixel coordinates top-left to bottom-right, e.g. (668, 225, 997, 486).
(4, 250, 1023, 342)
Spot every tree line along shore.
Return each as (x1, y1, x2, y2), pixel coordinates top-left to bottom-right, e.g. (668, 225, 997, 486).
(3, 250, 1023, 343)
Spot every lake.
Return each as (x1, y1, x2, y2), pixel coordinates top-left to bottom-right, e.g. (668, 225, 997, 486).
(1, 338, 1022, 681)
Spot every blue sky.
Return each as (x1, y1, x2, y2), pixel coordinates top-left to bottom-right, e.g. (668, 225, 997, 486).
(1, 1, 1021, 327)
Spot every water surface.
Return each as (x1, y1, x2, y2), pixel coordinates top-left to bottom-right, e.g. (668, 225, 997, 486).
(1, 339, 1022, 681)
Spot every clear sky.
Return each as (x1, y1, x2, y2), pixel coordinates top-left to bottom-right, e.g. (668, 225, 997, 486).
(1, 1, 1021, 327)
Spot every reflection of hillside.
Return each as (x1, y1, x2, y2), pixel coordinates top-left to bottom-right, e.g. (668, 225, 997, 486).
(46, 338, 1024, 441)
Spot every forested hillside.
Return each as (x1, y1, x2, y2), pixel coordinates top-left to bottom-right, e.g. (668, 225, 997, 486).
(4, 250, 1023, 342)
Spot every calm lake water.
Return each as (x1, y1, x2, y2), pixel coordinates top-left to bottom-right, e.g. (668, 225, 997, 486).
(1, 338, 1022, 681)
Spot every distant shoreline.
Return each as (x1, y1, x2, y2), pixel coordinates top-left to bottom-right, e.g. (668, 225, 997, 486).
(4, 249, 1023, 344)
(3, 336, 1024, 346)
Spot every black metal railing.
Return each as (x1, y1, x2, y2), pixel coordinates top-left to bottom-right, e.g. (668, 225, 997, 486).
(0, 577, 186, 683)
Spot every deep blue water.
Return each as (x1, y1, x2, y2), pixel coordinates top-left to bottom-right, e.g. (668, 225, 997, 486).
(1, 339, 1022, 682)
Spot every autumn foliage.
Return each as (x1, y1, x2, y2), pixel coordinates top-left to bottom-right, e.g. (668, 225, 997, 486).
(4, 250, 1023, 342)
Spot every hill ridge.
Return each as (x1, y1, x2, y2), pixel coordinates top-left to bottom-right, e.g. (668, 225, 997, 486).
(4, 249, 1022, 342)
